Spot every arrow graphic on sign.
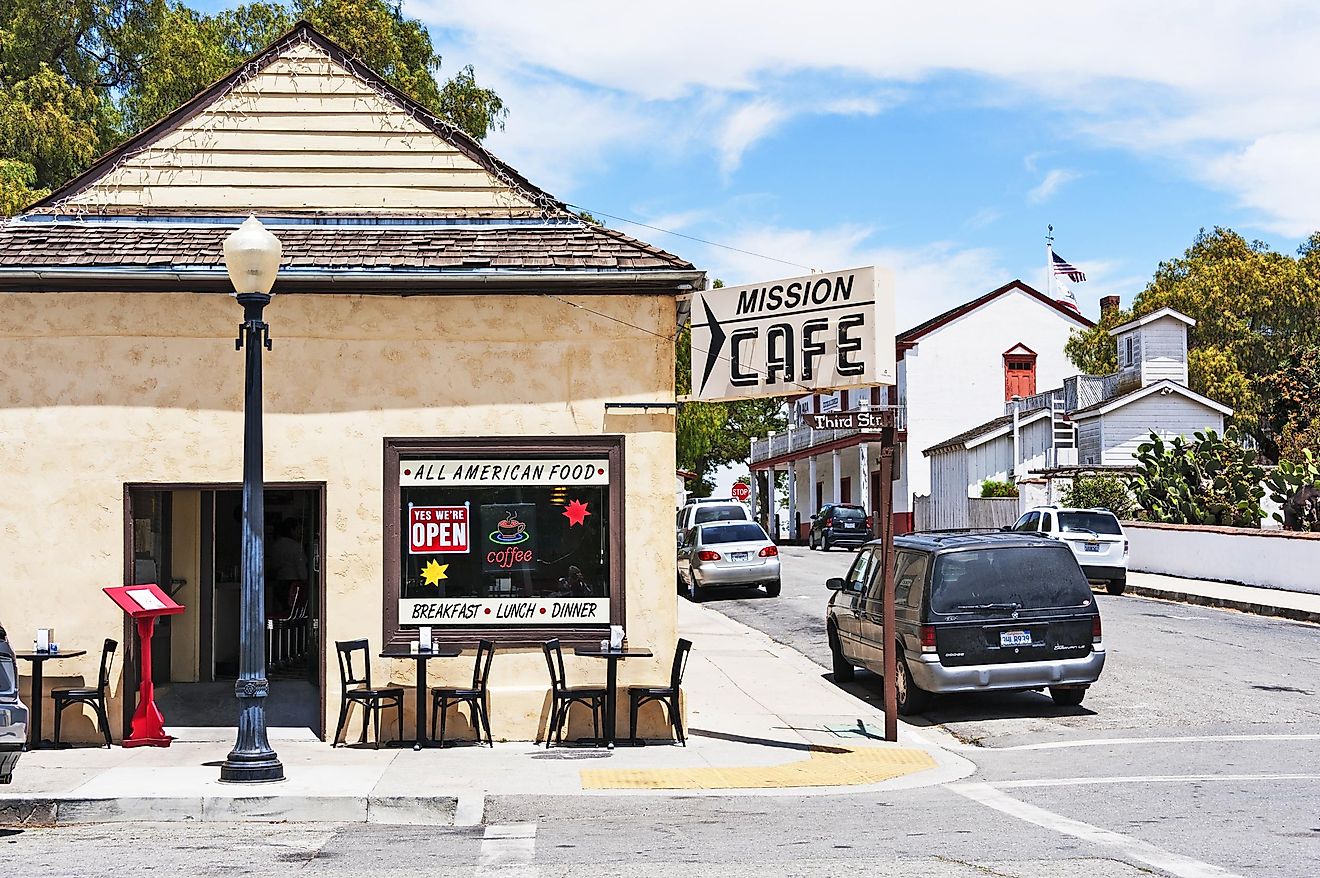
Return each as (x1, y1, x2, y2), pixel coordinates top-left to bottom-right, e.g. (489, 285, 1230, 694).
(698, 295, 726, 395)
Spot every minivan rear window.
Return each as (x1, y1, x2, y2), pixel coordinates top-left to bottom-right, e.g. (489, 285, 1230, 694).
(1058, 512, 1122, 535)
(831, 507, 865, 519)
(930, 546, 1091, 613)
(694, 505, 749, 524)
(701, 523, 769, 544)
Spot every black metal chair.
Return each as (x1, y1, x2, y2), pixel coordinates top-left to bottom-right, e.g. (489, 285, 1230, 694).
(628, 637, 692, 746)
(431, 639, 495, 747)
(542, 639, 606, 747)
(52, 638, 116, 748)
(333, 639, 404, 748)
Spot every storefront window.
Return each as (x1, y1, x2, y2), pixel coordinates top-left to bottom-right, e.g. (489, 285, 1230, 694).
(384, 438, 624, 646)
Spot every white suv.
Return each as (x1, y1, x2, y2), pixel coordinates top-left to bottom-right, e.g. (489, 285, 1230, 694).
(1010, 506, 1129, 595)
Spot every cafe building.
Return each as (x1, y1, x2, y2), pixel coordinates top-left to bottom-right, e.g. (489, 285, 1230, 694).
(0, 23, 702, 744)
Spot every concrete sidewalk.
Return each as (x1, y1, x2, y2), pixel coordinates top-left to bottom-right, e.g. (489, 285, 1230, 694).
(0, 600, 972, 826)
(1128, 571, 1320, 623)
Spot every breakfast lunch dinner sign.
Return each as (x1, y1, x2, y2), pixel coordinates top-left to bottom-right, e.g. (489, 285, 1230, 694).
(688, 266, 896, 402)
(399, 458, 610, 626)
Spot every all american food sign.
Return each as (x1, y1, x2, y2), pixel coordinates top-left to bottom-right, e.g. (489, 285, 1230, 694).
(688, 266, 895, 402)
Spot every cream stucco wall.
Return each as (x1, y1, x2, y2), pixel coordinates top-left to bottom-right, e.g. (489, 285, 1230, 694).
(0, 290, 679, 743)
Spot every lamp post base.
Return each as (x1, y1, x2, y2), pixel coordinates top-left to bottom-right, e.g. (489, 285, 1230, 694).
(218, 754, 286, 784)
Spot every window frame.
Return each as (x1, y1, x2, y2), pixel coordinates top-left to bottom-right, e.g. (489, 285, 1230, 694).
(382, 435, 626, 649)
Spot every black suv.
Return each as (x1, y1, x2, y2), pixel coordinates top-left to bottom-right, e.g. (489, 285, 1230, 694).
(808, 503, 871, 551)
(0, 625, 26, 783)
(825, 531, 1105, 714)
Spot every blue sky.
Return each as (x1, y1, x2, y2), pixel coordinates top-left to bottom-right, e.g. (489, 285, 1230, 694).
(195, 2, 1319, 329)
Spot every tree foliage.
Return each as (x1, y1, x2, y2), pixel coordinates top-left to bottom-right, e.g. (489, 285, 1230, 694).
(979, 479, 1018, 498)
(0, 0, 506, 214)
(1060, 474, 1135, 519)
(1065, 228, 1320, 461)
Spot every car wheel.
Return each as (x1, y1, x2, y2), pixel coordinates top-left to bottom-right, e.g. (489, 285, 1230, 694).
(895, 652, 931, 715)
(1050, 686, 1086, 707)
(809, 533, 817, 550)
(829, 627, 854, 681)
(764, 579, 781, 597)
(687, 575, 702, 603)
(1106, 579, 1126, 596)
(823, 534, 832, 552)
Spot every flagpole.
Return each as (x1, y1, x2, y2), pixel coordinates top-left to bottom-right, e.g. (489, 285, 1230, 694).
(1046, 224, 1055, 301)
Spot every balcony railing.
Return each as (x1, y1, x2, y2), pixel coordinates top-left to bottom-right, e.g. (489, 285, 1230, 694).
(750, 405, 906, 464)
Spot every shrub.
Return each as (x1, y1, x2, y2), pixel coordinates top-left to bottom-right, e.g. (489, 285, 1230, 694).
(1264, 450, 1320, 531)
(1130, 427, 1265, 527)
(1061, 474, 1136, 519)
(980, 479, 1019, 498)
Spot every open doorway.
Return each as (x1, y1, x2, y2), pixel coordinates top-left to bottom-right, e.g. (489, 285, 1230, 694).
(124, 485, 325, 738)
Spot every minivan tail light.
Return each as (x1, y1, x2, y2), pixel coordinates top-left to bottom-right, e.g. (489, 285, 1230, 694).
(697, 550, 721, 562)
(919, 625, 937, 653)
(824, 517, 833, 527)
(1092, 615, 1103, 643)
(864, 515, 872, 529)
(758, 545, 779, 557)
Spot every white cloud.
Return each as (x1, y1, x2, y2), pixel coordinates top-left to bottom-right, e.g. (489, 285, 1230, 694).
(410, 0, 1320, 234)
(1028, 169, 1082, 204)
(716, 100, 789, 175)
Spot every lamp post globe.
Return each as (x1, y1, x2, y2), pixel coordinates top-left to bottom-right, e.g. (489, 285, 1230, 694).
(219, 215, 284, 783)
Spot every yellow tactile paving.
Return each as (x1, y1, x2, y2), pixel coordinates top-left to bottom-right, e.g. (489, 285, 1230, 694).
(579, 745, 937, 790)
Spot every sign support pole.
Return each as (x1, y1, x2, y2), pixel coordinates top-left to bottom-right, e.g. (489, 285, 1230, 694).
(879, 421, 898, 742)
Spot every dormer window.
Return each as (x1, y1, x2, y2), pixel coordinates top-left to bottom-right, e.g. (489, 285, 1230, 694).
(1003, 344, 1038, 401)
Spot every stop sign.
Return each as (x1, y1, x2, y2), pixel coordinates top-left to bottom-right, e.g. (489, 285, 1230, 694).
(731, 482, 751, 502)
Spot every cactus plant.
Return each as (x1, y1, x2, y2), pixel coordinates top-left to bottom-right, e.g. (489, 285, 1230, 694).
(1264, 450, 1320, 531)
(1130, 427, 1265, 527)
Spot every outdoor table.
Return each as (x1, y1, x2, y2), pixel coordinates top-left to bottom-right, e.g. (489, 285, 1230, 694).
(379, 645, 461, 750)
(14, 650, 88, 750)
(574, 646, 653, 748)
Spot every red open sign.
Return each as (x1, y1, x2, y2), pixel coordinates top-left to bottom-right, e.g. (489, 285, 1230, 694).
(409, 505, 470, 554)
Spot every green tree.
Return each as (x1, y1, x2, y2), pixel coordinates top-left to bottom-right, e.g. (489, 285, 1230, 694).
(1061, 474, 1135, 518)
(1065, 228, 1320, 460)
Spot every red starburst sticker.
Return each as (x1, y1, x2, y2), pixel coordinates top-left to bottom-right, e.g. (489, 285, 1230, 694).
(562, 499, 591, 527)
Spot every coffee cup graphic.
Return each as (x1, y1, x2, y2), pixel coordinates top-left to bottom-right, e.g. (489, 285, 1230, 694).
(492, 510, 529, 543)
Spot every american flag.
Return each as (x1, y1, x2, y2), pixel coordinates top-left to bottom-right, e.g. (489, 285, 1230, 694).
(1052, 251, 1086, 283)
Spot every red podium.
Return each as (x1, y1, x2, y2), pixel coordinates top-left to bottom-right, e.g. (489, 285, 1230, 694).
(104, 584, 185, 747)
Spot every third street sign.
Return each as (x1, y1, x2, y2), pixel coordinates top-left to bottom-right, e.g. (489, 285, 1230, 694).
(804, 408, 896, 430)
(688, 266, 895, 402)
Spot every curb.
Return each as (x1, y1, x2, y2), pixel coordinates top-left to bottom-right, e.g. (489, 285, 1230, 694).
(0, 794, 457, 826)
(1126, 585, 1320, 624)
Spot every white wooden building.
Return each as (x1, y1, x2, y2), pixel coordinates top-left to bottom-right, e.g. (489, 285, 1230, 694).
(749, 280, 1092, 537)
(921, 305, 1231, 528)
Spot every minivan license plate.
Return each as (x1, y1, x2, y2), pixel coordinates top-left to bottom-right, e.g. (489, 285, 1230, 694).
(1084, 542, 1101, 552)
(731, 552, 749, 562)
(1000, 630, 1032, 647)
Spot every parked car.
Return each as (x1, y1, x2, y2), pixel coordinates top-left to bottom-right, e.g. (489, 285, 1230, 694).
(678, 520, 781, 601)
(0, 624, 27, 783)
(1011, 506, 1129, 595)
(676, 498, 750, 543)
(825, 531, 1105, 714)
(808, 503, 871, 551)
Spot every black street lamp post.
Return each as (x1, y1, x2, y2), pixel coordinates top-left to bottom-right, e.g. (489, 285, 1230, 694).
(219, 216, 285, 783)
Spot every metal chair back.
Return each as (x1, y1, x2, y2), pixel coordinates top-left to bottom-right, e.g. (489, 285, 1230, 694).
(472, 639, 495, 691)
(335, 639, 371, 689)
(542, 639, 568, 694)
(669, 638, 692, 692)
(96, 638, 117, 693)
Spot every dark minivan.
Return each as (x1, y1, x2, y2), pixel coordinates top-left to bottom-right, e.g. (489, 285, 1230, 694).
(0, 624, 26, 782)
(808, 503, 871, 551)
(826, 531, 1104, 714)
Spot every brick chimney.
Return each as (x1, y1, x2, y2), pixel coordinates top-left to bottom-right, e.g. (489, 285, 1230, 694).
(1100, 295, 1120, 320)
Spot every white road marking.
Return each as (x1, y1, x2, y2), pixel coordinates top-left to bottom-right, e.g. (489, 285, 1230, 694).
(950, 782, 1244, 878)
(945, 733, 1320, 752)
(453, 789, 485, 826)
(477, 823, 538, 877)
(992, 773, 1320, 789)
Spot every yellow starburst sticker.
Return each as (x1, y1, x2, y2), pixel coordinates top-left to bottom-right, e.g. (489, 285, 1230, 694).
(420, 559, 449, 587)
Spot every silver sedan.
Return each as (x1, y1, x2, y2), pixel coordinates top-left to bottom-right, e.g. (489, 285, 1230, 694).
(677, 521, 781, 601)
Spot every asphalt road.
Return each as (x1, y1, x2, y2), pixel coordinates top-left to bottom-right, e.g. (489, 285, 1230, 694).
(6, 546, 1318, 877)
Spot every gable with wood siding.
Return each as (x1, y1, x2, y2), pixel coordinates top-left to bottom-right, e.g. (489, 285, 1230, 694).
(28, 28, 542, 217)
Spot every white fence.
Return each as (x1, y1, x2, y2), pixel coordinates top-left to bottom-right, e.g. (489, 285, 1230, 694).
(1124, 521, 1320, 595)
